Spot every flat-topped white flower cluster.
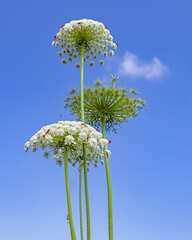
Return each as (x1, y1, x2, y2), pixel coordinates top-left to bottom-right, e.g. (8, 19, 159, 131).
(25, 121, 111, 167)
(52, 19, 118, 67)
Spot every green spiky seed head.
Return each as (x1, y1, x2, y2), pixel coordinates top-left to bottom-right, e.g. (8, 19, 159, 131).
(65, 76, 145, 132)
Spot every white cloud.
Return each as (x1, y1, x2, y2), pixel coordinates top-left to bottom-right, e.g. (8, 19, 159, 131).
(119, 51, 168, 80)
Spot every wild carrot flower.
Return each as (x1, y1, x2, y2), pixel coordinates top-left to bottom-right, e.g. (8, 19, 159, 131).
(24, 121, 110, 167)
(52, 19, 118, 67)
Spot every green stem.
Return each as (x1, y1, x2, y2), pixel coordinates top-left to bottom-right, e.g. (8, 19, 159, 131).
(79, 43, 85, 240)
(79, 168, 83, 240)
(83, 143, 90, 240)
(64, 146, 76, 240)
(80, 43, 91, 240)
(81, 43, 85, 122)
(101, 119, 113, 240)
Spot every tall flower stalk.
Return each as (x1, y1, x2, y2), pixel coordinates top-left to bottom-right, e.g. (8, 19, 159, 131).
(101, 118, 113, 240)
(79, 163, 83, 240)
(80, 42, 90, 240)
(64, 145, 76, 240)
(80, 43, 85, 122)
(79, 43, 85, 240)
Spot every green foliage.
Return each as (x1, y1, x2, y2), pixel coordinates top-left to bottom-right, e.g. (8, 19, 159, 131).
(65, 76, 145, 132)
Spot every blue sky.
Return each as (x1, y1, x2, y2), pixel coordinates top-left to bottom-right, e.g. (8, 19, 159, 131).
(1, 0, 192, 239)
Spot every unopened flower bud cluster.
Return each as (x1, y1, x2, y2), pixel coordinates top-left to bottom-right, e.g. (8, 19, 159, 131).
(52, 19, 118, 67)
(24, 121, 111, 167)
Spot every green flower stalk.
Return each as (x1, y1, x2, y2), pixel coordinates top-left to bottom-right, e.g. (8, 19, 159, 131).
(80, 43, 85, 240)
(65, 77, 145, 240)
(64, 145, 76, 240)
(53, 19, 117, 240)
(80, 42, 90, 240)
(101, 119, 113, 240)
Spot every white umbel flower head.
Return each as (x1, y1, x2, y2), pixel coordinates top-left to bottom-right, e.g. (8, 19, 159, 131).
(52, 19, 118, 67)
(24, 121, 110, 167)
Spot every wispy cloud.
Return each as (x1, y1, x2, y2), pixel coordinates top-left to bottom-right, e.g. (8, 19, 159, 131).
(119, 51, 168, 80)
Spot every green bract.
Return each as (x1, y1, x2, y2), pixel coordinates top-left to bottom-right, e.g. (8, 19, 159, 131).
(65, 77, 145, 132)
